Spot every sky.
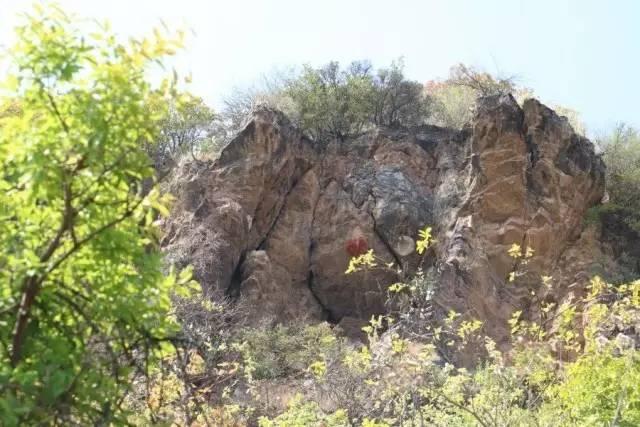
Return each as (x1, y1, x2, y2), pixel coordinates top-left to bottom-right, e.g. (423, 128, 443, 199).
(1, 0, 639, 136)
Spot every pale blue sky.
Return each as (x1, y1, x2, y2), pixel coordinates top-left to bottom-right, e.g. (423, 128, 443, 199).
(1, 0, 638, 136)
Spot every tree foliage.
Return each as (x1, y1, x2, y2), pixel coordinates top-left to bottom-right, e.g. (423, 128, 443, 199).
(285, 61, 377, 141)
(426, 63, 517, 128)
(370, 59, 430, 128)
(217, 60, 432, 143)
(0, 6, 195, 424)
(285, 60, 431, 141)
(598, 124, 640, 232)
(217, 70, 298, 143)
(147, 93, 217, 172)
(446, 63, 516, 97)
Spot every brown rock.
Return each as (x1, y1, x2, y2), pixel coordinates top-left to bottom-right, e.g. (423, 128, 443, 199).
(162, 97, 631, 346)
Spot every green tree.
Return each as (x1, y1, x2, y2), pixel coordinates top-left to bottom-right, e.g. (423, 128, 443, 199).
(552, 347, 640, 426)
(147, 94, 217, 172)
(0, 6, 194, 424)
(599, 124, 640, 232)
(284, 60, 431, 141)
(371, 59, 431, 127)
(285, 61, 375, 141)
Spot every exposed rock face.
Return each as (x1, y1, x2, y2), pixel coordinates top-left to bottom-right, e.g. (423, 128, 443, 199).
(162, 95, 618, 343)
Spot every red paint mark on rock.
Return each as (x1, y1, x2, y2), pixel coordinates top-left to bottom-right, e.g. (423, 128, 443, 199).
(346, 236, 368, 257)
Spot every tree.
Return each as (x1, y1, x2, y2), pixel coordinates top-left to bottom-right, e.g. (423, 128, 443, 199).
(217, 69, 298, 143)
(425, 80, 477, 129)
(446, 63, 516, 97)
(212, 61, 432, 144)
(426, 63, 586, 134)
(598, 123, 640, 232)
(147, 94, 217, 172)
(284, 60, 431, 141)
(285, 61, 374, 141)
(426, 64, 517, 129)
(371, 59, 432, 127)
(0, 6, 194, 424)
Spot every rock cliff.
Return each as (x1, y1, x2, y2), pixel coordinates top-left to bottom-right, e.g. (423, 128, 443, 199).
(162, 95, 626, 344)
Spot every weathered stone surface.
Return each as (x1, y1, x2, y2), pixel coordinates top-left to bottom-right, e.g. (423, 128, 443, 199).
(430, 96, 607, 344)
(162, 96, 630, 344)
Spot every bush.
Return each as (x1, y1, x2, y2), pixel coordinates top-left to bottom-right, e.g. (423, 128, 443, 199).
(123, 229, 640, 426)
(124, 290, 252, 426)
(254, 238, 640, 426)
(238, 323, 345, 380)
(552, 346, 640, 425)
(258, 394, 349, 427)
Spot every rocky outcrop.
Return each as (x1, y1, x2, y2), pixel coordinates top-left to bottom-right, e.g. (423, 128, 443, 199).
(162, 95, 620, 343)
